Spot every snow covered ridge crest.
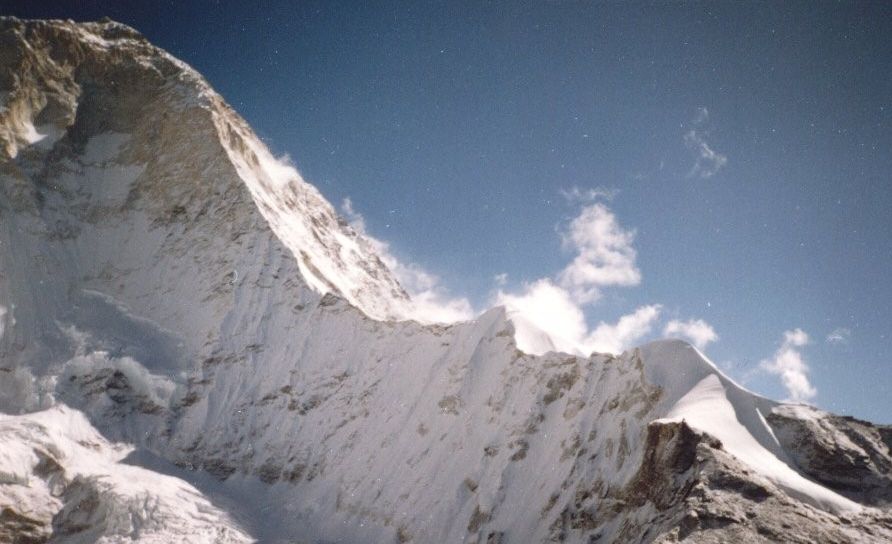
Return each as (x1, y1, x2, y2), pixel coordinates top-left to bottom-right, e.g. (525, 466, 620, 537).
(2, 16, 892, 543)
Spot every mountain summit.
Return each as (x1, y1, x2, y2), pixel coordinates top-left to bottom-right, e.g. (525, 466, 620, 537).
(1, 17, 890, 543)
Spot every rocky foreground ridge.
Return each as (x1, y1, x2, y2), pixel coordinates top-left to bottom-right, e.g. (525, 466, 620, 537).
(1, 17, 891, 543)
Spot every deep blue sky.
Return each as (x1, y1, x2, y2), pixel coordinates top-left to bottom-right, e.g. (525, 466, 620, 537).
(5, 1, 891, 423)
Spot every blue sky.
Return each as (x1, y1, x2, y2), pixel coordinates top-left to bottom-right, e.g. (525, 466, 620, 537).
(9, 1, 891, 422)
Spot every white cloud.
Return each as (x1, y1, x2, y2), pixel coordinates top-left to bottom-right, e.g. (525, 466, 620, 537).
(685, 130, 727, 178)
(826, 327, 851, 345)
(405, 289, 476, 324)
(784, 328, 809, 347)
(495, 279, 661, 356)
(586, 304, 663, 354)
(759, 328, 816, 402)
(343, 193, 658, 355)
(492, 200, 659, 356)
(663, 318, 718, 350)
(684, 107, 727, 179)
(559, 186, 618, 204)
(496, 279, 588, 355)
(341, 198, 474, 324)
(557, 202, 641, 303)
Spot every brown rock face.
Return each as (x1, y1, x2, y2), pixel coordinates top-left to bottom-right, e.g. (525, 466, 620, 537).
(625, 420, 718, 510)
(0, 506, 50, 544)
(612, 420, 892, 543)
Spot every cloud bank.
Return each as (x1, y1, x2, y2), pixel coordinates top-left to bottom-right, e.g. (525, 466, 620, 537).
(587, 304, 663, 354)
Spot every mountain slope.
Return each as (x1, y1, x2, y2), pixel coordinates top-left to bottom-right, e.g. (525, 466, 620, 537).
(0, 406, 252, 543)
(1, 17, 890, 543)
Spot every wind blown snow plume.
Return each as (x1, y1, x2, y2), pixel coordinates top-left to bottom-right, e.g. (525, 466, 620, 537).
(663, 318, 718, 349)
(495, 279, 588, 354)
(496, 280, 661, 356)
(341, 198, 474, 323)
(760, 328, 817, 402)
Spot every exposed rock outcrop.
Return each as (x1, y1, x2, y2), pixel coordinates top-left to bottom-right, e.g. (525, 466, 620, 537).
(768, 404, 892, 506)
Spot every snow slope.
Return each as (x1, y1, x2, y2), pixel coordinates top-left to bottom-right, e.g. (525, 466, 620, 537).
(0, 405, 252, 543)
(1, 16, 890, 544)
(645, 342, 860, 514)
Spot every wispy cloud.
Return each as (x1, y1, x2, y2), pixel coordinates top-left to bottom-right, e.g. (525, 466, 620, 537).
(684, 107, 727, 178)
(557, 202, 641, 304)
(342, 198, 474, 323)
(693, 105, 709, 125)
(826, 327, 851, 345)
(663, 318, 718, 349)
(759, 328, 816, 402)
(559, 185, 618, 204)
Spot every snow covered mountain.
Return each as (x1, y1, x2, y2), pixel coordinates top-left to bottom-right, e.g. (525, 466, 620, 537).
(1, 17, 891, 543)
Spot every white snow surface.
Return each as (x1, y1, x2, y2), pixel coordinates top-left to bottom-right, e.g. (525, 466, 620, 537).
(0, 405, 252, 543)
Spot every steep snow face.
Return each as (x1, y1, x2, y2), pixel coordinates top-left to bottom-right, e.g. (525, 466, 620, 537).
(0, 405, 252, 543)
(215, 111, 415, 322)
(2, 16, 891, 544)
(0, 16, 414, 350)
(0, 15, 419, 410)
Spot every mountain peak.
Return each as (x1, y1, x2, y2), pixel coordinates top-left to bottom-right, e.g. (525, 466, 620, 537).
(0, 16, 414, 324)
